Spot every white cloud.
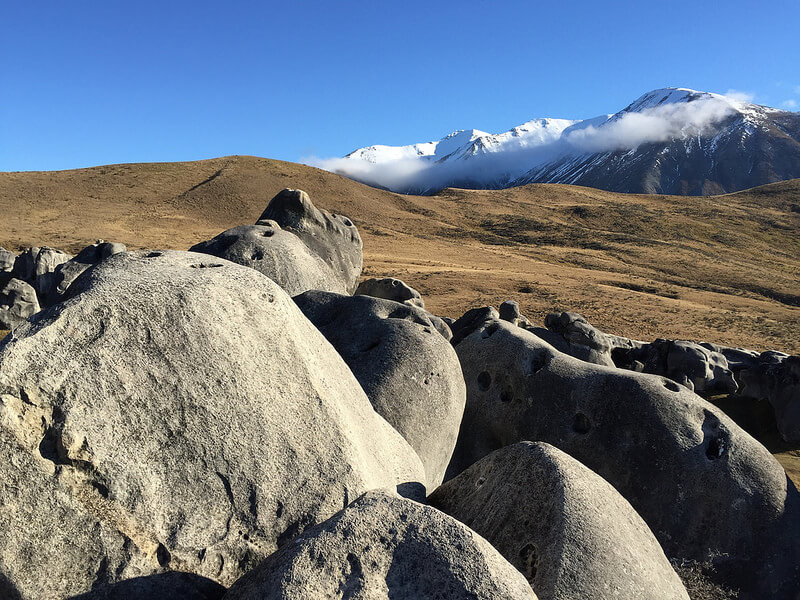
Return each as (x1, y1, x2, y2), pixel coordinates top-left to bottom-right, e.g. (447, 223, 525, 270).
(564, 96, 735, 153)
(725, 89, 755, 103)
(782, 99, 798, 110)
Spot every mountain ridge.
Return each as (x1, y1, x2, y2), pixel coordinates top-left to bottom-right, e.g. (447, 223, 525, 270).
(331, 87, 800, 195)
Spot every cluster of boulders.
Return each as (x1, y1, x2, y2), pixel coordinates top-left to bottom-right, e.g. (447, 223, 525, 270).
(0, 189, 798, 600)
(516, 307, 800, 443)
(0, 241, 126, 330)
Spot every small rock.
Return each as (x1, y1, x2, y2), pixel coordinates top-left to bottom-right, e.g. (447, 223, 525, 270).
(355, 277, 425, 308)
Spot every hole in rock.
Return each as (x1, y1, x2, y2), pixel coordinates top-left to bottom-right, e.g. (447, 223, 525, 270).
(476, 476, 486, 488)
(573, 412, 591, 434)
(706, 435, 726, 460)
(156, 543, 171, 568)
(663, 379, 681, 392)
(190, 263, 224, 269)
(477, 372, 491, 391)
(145, 252, 162, 258)
(251, 250, 264, 261)
(500, 389, 513, 403)
(262, 229, 274, 237)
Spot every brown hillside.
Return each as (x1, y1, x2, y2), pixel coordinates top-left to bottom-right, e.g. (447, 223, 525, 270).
(1, 155, 798, 356)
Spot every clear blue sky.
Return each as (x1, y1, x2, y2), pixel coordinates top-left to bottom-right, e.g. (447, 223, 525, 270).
(2, 0, 799, 172)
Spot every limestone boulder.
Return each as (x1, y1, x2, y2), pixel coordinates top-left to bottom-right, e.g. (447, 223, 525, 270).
(258, 188, 363, 293)
(617, 339, 739, 395)
(294, 291, 465, 488)
(223, 490, 538, 600)
(190, 222, 349, 296)
(739, 352, 800, 443)
(0, 278, 40, 330)
(430, 442, 689, 600)
(543, 311, 638, 367)
(0, 248, 14, 272)
(498, 300, 532, 329)
(41, 240, 127, 307)
(448, 314, 800, 598)
(12, 246, 72, 300)
(355, 277, 425, 308)
(0, 250, 424, 599)
(542, 312, 739, 395)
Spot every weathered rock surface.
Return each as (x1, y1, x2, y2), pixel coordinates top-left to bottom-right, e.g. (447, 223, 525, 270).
(223, 490, 538, 600)
(259, 188, 362, 293)
(0, 278, 40, 330)
(616, 339, 739, 395)
(12, 246, 72, 301)
(0, 248, 14, 272)
(430, 442, 689, 600)
(543, 311, 638, 367)
(294, 291, 465, 488)
(448, 314, 800, 598)
(0, 250, 424, 599)
(67, 572, 225, 600)
(190, 222, 350, 296)
(739, 352, 800, 443)
(191, 188, 362, 296)
(356, 277, 425, 308)
(542, 311, 739, 394)
(41, 240, 127, 307)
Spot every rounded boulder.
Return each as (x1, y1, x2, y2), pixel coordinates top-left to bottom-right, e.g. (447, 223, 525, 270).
(0, 250, 424, 599)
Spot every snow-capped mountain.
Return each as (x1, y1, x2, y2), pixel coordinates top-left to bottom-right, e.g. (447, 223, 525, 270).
(346, 118, 578, 164)
(330, 88, 800, 195)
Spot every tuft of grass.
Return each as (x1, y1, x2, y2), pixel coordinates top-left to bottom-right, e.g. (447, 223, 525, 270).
(671, 560, 739, 600)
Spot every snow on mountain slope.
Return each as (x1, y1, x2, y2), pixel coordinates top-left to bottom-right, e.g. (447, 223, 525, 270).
(345, 118, 577, 165)
(321, 88, 800, 196)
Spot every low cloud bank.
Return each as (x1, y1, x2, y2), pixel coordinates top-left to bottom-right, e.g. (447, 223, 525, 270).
(307, 94, 738, 194)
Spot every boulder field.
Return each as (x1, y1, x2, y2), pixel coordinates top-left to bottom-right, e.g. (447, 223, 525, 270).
(0, 188, 798, 600)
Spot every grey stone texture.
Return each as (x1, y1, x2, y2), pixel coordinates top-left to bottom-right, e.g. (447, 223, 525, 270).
(0, 250, 424, 599)
(430, 442, 689, 600)
(294, 291, 465, 488)
(356, 277, 425, 308)
(222, 491, 538, 600)
(0, 278, 40, 330)
(448, 314, 800, 598)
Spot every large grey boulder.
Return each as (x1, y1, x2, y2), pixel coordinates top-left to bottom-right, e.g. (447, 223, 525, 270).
(190, 222, 350, 296)
(430, 442, 689, 600)
(12, 246, 72, 300)
(739, 352, 800, 443)
(258, 188, 363, 293)
(356, 277, 425, 308)
(543, 311, 738, 394)
(190, 190, 362, 297)
(294, 291, 465, 489)
(40, 240, 127, 307)
(223, 490, 538, 600)
(0, 248, 14, 272)
(0, 250, 424, 599)
(0, 278, 40, 330)
(543, 311, 637, 367)
(448, 314, 800, 598)
(617, 339, 739, 395)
